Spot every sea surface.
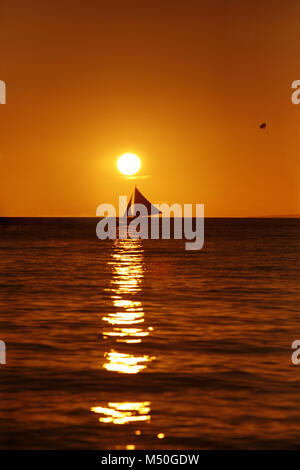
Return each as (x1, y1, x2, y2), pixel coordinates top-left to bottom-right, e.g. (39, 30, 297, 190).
(0, 218, 299, 449)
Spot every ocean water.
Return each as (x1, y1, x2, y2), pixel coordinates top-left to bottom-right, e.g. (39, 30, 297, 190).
(0, 218, 299, 450)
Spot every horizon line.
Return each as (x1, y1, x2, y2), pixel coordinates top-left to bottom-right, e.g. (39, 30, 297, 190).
(1, 215, 300, 219)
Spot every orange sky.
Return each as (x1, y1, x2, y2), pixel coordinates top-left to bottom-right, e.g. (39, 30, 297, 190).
(0, 0, 299, 216)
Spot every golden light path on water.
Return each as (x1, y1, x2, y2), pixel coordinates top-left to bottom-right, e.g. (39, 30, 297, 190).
(91, 402, 151, 425)
(91, 239, 155, 431)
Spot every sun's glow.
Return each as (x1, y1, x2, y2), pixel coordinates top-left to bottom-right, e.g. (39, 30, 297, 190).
(117, 153, 141, 176)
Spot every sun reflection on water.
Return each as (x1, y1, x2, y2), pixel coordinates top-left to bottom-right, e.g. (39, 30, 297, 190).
(91, 238, 153, 430)
(102, 238, 154, 370)
(103, 350, 153, 374)
(91, 402, 151, 425)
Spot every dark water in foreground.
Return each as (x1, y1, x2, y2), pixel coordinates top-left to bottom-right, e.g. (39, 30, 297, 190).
(0, 218, 299, 449)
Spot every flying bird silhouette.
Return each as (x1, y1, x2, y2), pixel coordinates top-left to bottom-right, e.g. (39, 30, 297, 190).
(259, 122, 267, 129)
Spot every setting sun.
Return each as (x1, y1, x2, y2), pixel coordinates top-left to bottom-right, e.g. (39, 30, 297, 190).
(117, 153, 141, 176)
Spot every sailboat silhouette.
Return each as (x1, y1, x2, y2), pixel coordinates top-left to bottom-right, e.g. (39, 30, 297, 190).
(124, 186, 161, 217)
